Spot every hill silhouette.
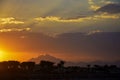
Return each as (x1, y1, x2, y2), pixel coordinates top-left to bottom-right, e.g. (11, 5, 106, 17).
(29, 54, 62, 64)
(29, 54, 120, 67)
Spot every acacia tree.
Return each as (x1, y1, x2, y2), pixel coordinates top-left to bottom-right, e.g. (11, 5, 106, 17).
(39, 60, 55, 73)
(57, 61, 65, 68)
(57, 61, 65, 73)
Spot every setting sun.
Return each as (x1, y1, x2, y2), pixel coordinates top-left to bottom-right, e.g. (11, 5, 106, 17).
(0, 49, 39, 62)
(0, 50, 12, 61)
(0, 50, 5, 61)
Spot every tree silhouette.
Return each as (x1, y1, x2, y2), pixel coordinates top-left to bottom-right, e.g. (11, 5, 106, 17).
(0, 61, 8, 72)
(7, 61, 20, 70)
(57, 61, 65, 73)
(39, 60, 54, 73)
(0, 60, 119, 79)
(87, 64, 91, 72)
(21, 62, 35, 72)
(57, 61, 65, 68)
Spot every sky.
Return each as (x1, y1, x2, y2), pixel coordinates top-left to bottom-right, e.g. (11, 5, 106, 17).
(0, 0, 120, 62)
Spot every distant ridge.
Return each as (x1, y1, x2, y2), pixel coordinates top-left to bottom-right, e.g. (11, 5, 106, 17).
(29, 54, 120, 67)
(29, 54, 62, 64)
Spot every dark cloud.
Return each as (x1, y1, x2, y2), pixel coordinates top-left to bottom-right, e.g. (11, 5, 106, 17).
(111, 0, 120, 3)
(96, 3, 120, 14)
(0, 32, 120, 61)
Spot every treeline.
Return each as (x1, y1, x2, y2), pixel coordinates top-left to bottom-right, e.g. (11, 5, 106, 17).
(0, 60, 120, 80)
(0, 60, 65, 72)
(0, 61, 35, 72)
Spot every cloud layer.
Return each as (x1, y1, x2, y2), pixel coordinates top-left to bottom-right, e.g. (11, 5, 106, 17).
(0, 0, 119, 35)
(0, 13, 120, 35)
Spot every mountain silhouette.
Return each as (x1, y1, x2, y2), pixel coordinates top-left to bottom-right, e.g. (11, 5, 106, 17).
(29, 54, 62, 64)
(29, 54, 120, 67)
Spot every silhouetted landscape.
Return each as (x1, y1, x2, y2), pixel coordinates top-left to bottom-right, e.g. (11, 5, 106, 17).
(0, 0, 120, 80)
(0, 32, 120, 80)
(0, 60, 120, 80)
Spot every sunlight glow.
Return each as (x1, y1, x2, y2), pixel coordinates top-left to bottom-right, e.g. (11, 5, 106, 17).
(0, 50, 5, 61)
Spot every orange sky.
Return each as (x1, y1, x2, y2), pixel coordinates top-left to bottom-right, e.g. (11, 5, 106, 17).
(0, 0, 120, 62)
(0, 50, 39, 62)
(0, 50, 101, 62)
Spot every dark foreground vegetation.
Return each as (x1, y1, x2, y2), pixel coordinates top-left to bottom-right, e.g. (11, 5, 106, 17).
(0, 60, 120, 80)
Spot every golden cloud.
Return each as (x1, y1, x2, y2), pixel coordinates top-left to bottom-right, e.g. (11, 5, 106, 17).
(0, 28, 31, 32)
(34, 13, 120, 23)
(100, 0, 116, 4)
(88, 0, 101, 11)
(0, 17, 24, 25)
(87, 30, 103, 35)
(35, 16, 88, 22)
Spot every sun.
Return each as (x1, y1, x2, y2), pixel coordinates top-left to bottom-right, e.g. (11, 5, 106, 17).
(0, 50, 5, 61)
